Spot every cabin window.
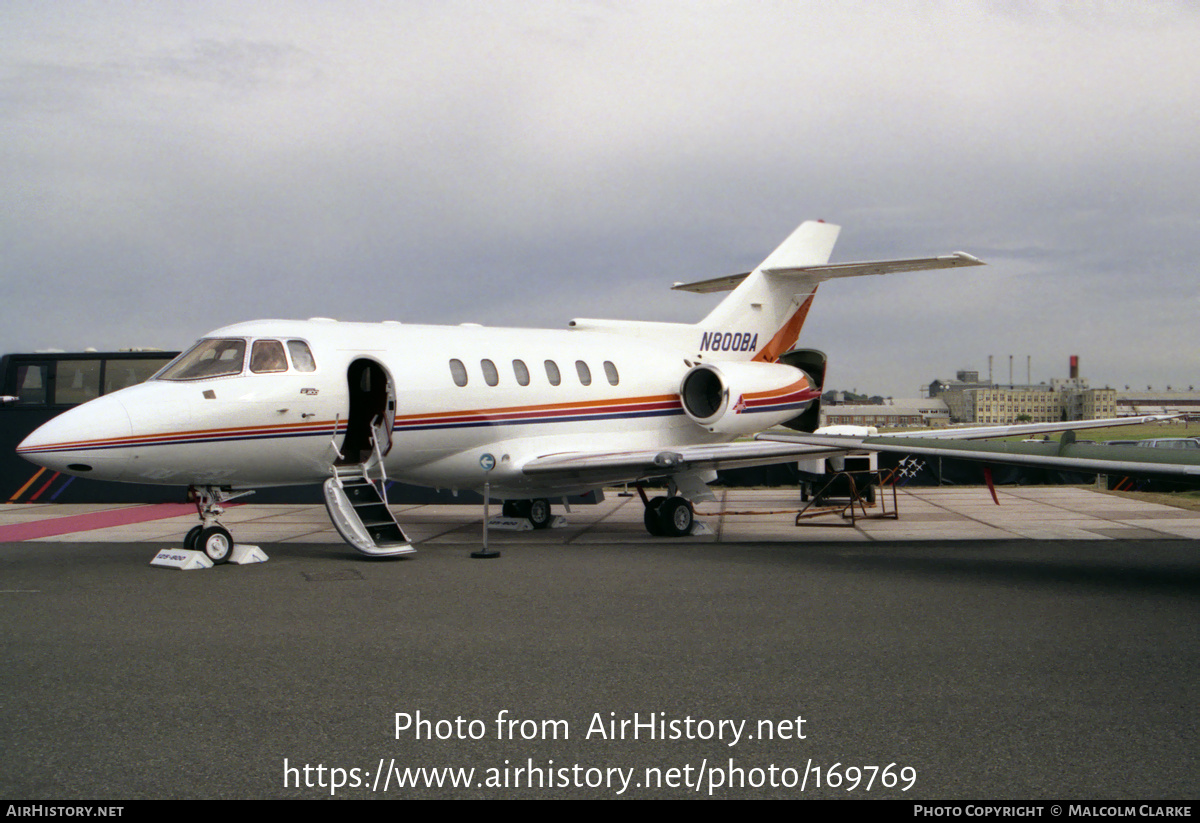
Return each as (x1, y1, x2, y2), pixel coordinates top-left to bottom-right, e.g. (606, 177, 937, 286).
(604, 361, 619, 386)
(544, 360, 561, 386)
(449, 359, 468, 387)
(250, 340, 288, 374)
(158, 339, 247, 381)
(481, 359, 499, 387)
(576, 360, 592, 386)
(287, 340, 316, 372)
(513, 359, 530, 386)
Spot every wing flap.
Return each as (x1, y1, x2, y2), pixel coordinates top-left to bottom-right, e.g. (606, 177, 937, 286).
(521, 440, 847, 487)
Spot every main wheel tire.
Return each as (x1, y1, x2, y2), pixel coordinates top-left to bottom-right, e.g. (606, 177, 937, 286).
(184, 525, 203, 552)
(198, 525, 234, 565)
(643, 496, 668, 536)
(502, 501, 521, 518)
(528, 498, 552, 529)
(659, 497, 694, 538)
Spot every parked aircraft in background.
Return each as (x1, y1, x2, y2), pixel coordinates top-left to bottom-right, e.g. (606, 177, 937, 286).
(16, 220, 1172, 562)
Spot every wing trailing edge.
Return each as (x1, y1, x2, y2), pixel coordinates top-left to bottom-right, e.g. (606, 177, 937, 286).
(760, 433, 1200, 478)
(759, 415, 1200, 478)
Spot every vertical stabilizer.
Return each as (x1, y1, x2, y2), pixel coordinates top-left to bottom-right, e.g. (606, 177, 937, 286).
(696, 221, 840, 363)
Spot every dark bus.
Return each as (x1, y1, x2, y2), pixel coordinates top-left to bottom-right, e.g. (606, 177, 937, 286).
(2, 350, 181, 502)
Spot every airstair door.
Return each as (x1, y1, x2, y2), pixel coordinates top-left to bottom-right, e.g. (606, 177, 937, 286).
(323, 358, 411, 555)
(323, 466, 413, 556)
(338, 358, 395, 466)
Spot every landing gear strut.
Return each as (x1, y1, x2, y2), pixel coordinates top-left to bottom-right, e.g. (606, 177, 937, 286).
(186, 486, 251, 564)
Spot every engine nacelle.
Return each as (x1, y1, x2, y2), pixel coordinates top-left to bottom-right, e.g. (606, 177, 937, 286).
(777, 348, 827, 432)
(679, 361, 819, 435)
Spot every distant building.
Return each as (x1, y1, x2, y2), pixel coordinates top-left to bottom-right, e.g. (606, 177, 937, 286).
(928, 369, 994, 422)
(1115, 391, 1200, 417)
(929, 358, 1116, 424)
(821, 398, 949, 428)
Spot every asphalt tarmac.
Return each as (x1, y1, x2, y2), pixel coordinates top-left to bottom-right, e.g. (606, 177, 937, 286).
(2, 514, 1197, 798)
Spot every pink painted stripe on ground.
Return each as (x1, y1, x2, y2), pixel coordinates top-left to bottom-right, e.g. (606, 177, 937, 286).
(0, 503, 198, 542)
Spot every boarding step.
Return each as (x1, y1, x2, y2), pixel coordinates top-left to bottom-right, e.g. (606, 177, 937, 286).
(323, 474, 414, 557)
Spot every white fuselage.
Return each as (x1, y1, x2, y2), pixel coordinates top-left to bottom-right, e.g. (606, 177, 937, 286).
(18, 318, 799, 498)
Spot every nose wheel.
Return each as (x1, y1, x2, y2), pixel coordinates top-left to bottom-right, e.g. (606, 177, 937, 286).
(185, 486, 251, 565)
(184, 526, 203, 552)
(196, 526, 234, 564)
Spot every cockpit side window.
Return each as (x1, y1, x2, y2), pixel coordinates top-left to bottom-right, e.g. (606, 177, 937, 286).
(250, 340, 288, 374)
(287, 340, 316, 372)
(157, 339, 247, 381)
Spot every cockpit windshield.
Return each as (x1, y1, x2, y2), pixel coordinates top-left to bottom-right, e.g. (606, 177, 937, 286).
(156, 339, 247, 381)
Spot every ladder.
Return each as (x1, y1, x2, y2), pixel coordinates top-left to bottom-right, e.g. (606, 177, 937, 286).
(323, 416, 414, 556)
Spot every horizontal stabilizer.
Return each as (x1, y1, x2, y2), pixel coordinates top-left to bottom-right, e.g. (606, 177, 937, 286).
(673, 253, 984, 294)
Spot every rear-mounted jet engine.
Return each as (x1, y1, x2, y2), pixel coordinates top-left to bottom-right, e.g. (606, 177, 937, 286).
(679, 361, 818, 435)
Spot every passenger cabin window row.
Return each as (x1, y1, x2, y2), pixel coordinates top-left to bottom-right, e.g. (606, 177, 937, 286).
(157, 338, 317, 381)
(448, 358, 619, 388)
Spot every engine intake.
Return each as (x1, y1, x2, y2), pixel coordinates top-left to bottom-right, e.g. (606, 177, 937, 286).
(680, 361, 818, 435)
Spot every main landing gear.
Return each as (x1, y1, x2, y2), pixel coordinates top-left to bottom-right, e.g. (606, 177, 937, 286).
(638, 487, 695, 537)
(502, 498, 553, 529)
(184, 486, 250, 564)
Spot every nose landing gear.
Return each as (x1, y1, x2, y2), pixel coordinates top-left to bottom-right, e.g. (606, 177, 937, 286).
(185, 486, 251, 564)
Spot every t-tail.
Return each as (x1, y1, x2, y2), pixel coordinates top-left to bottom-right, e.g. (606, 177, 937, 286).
(569, 219, 983, 362)
(686, 220, 841, 362)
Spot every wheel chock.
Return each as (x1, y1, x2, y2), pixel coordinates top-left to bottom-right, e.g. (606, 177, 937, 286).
(150, 545, 269, 569)
(150, 549, 214, 570)
(230, 544, 269, 564)
(486, 516, 535, 531)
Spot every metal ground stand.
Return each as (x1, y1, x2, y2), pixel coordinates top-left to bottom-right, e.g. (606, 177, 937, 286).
(795, 470, 900, 527)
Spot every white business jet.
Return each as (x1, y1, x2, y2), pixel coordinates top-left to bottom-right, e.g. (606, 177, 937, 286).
(15, 220, 1163, 562)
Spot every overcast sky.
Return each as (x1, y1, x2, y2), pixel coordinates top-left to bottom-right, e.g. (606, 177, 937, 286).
(3, 1, 1198, 397)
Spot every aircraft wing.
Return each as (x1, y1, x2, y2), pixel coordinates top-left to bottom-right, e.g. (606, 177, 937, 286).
(825, 414, 1177, 441)
(522, 415, 1179, 488)
(521, 439, 848, 488)
(755, 433, 1200, 477)
(757, 415, 1200, 478)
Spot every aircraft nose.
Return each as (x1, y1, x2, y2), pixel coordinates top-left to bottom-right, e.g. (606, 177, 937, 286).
(16, 394, 134, 481)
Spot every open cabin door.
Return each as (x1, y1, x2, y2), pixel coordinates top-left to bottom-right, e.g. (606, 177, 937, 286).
(324, 358, 412, 556)
(337, 358, 395, 466)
